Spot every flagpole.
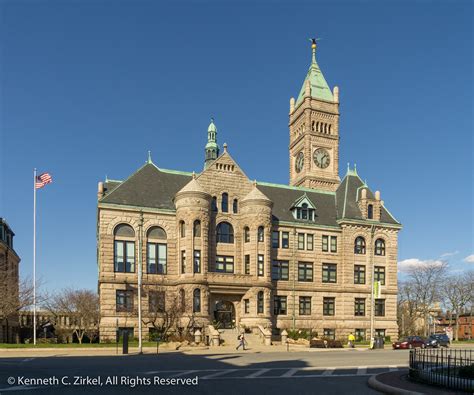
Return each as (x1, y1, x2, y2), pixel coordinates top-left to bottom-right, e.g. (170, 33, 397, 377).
(33, 168, 37, 345)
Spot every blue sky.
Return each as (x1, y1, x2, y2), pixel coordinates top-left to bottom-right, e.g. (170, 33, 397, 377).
(1, 0, 472, 292)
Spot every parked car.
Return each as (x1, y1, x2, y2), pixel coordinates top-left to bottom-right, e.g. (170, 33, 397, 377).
(392, 336, 426, 349)
(424, 334, 450, 348)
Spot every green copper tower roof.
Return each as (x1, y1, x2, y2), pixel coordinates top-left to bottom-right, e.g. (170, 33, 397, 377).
(296, 41, 333, 105)
(204, 118, 220, 169)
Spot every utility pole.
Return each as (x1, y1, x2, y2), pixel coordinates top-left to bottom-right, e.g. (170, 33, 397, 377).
(137, 212, 144, 354)
(369, 224, 376, 347)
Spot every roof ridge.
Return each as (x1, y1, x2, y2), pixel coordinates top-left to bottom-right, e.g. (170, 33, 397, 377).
(257, 181, 335, 195)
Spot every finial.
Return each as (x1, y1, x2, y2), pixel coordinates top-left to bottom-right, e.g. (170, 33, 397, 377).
(346, 162, 350, 173)
(253, 179, 257, 187)
(211, 116, 214, 123)
(192, 171, 196, 179)
(309, 37, 320, 64)
(105, 174, 108, 182)
(354, 163, 357, 174)
(223, 143, 228, 152)
(147, 150, 152, 164)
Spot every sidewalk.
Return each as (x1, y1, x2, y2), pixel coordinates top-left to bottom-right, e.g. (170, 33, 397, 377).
(368, 370, 465, 395)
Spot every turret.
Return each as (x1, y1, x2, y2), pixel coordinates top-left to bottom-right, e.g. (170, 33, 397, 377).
(204, 118, 220, 169)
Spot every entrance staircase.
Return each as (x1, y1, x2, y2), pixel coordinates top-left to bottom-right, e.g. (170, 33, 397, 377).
(218, 328, 261, 349)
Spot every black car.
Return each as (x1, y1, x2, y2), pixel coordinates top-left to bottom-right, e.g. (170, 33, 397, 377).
(424, 334, 450, 348)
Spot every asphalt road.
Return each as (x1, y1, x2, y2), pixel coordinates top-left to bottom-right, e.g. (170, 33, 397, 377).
(0, 349, 410, 394)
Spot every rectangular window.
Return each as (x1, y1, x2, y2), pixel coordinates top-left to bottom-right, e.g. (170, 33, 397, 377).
(374, 266, 386, 285)
(375, 299, 385, 317)
(147, 243, 167, 274)
(244, 255, 250, 275)
(281, 232, 289, 249)
(272, 231, 280, 248)
(271, 260, 289, 281)
(193, 250, 201, 273)
(354, 298, 366, 316)
(244, 299, 249, 314)
(330, 236, 337, 252)
(323, 297, 335, 316)
(258, 254, 264, 277)
(148, 291, 165, 313)
(116, 290, 133, 312)
(323, 328, 335, 340)
(322, 263, 337, 283)
(354, 265, 366, 284)
(181, 250, 186, 274)
(306, 234, 313, 251)
(355, 328, 366, 341)
(375, 329, 386, 339)
(299, 296, 311, 315)
(274, 296, 287, 315)
(298, 262, 313, 282)
(216, 256, 234, 273)
(322, 235, 329, 252)
(114, 241, 135, 273)
(298, 233, 305, 250)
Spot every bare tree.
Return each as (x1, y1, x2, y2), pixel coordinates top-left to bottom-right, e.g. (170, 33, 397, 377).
(440, 274, 472, 341)
(402, 261, 447, 336)
(43, 288, 99, 344)
(398, 280, 422, 336)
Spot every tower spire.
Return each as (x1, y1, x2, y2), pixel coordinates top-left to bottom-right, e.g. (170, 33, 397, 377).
(204, 117, 220, 169)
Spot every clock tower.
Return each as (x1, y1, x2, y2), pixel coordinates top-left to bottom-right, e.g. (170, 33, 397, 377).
(289, 40, 341, 192)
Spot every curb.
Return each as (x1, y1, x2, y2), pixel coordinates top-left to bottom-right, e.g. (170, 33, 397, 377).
(368, 372, 424, 395)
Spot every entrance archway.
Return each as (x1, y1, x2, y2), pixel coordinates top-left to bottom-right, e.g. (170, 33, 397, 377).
(214, 301, 235, 329)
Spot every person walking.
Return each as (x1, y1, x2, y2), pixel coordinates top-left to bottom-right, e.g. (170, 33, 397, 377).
(348, 332, 356, 348)
(236, 333, 246, 350)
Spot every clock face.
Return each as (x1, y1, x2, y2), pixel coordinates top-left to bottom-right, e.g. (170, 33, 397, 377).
(313, 148, 330, 169)
(295, 151, 304, 173)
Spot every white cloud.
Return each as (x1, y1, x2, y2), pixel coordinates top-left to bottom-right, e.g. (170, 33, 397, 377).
(397, 258, 446, 273)
(440, 251, 459, 258)
(463, 254, 474, 263)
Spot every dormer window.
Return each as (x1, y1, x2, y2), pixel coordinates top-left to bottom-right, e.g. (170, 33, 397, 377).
(291, 195, 316, 221)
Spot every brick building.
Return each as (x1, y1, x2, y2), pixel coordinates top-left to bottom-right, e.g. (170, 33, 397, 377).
(0, 218, 20, 343)
(97, 42, 401, 342)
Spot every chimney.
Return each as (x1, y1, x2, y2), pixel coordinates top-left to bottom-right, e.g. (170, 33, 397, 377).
(375, 190, 381, 200)
(333, 86, 339, 103)
(361, 188, 367, 199)
(98, 182, 104, 200)
(289, 97, 295, 114)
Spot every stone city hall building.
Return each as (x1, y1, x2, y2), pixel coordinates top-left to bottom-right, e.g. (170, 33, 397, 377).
(97, 42, 401, 342)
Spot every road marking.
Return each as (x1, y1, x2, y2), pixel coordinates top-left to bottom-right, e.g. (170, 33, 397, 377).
(170, 370, 196, 377)
(201, 369, 237, 379)
(281, 368, 299, 377)
(245, 369, 270, 378)
(389, 366, 398, 372)
(322, 368, 335, 376)
(357, 366, 367, 375)
(21, 358, 35, 363)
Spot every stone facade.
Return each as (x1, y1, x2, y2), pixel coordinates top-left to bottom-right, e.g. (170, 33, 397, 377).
(0, 218, 20, 343)
(97, 44, 401, 343)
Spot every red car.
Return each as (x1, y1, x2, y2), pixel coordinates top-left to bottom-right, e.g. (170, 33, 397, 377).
(392, 336, 426, 349)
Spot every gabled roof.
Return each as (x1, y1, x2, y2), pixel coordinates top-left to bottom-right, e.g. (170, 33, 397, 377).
(100, 163, 191, 210)
(336, 172, 400, 225)
(296, 54, 333, 105)
(290, 193, 317, 210)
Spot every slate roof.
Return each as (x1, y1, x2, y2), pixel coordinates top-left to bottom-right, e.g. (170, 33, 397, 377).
(101, 163, 191, 210)
(100, 163, 399, 227)
(335, 173, 399, 225)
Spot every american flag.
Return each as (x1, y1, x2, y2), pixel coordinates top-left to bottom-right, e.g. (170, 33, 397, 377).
(35, 173, 52, 189)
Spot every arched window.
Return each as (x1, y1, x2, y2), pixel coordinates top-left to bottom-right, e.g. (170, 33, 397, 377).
(244, 226, 250, 243)
(147, 226, 167, 274)
(368, 204, 374, 219)
(212, 196, 218, 212)
(216, 222, 234, 243)
(179, 289, 185, 312)
(375, 239, 386, 256)
(193, 220, 201, 237)
(354, 237, 366, 255)
(179, 221, 186, 237)
(114, 224, 135, 273)
(221, 193, 228, 212)
(258, 226, 264, 242)
(257, 291, 264, 314)
(233, 199, 238, 214)
(193, 289, 201, 313)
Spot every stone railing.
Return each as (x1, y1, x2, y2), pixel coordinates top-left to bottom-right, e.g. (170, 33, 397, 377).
(208, 325, 221, 346)
(257, 325, 272, 346)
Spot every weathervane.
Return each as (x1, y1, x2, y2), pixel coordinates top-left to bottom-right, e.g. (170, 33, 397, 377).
(309, 37, 322, 63)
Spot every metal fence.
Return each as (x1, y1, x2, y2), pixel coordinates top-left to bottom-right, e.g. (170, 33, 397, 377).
(409, 348, 473, 392)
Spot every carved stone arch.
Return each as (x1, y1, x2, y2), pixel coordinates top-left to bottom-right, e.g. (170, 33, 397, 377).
(143, 219, 172, 238)
(106, 217, 139, 236)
